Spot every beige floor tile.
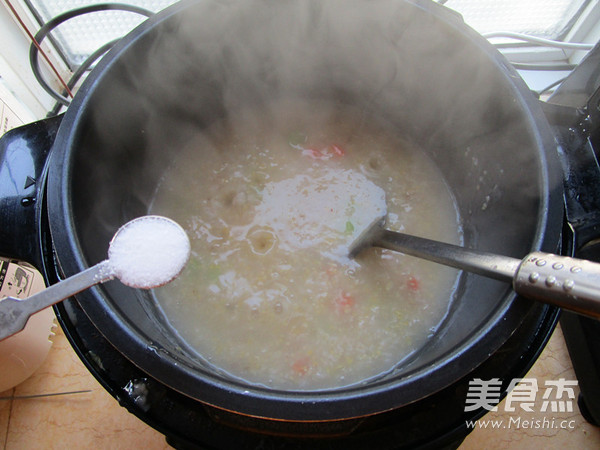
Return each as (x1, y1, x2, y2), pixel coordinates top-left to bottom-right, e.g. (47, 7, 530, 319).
(460, 326, 600, 449)
(4, 326, 169, 449)
(0, 388, 14, 447)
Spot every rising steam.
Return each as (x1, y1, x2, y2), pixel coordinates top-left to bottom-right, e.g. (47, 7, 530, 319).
(81, 0, 554, 260)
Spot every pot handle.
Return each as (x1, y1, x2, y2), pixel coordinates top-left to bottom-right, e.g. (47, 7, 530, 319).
(0, 115, 62, 269)
(541, 99, 600, 250)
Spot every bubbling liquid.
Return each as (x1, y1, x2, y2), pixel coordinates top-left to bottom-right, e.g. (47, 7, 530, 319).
(150, 100, 462, 390)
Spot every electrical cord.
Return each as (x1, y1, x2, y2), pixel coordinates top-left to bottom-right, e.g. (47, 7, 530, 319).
(29, 3, 154, 113)
(484, 31, 594, 51)
(47, 39, 119, 117)
(511, 63, 578, 71)
(483, 31, 594, 76)
(536, 76, 568, 98)
(432, 8, 586, 101)
(430, 6, 591, 74)
(4, 0, 73, 100)
(32, 4, 594, 112)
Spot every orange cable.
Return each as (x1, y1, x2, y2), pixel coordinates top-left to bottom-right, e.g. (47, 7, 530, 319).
(3, 0, 74, 98)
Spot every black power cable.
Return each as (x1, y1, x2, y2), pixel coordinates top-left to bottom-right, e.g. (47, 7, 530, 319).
(28, 3, 154, 115)
(46, 39, 119, 117)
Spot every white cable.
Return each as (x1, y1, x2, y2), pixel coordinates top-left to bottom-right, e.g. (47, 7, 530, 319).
(483, 31, 594, 51)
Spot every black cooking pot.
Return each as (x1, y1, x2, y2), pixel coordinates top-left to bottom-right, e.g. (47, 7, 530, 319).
(18, 0, 566, 421)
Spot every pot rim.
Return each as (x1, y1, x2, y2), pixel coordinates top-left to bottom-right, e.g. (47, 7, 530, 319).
(46, 0, 564, 420)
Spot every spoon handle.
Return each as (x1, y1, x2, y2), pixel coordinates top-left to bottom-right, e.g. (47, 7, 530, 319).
(377, 229, 600, 319)
(515, 252, 600, 318)
(0, 260, 113, 341)
(377, 229, 521, 282)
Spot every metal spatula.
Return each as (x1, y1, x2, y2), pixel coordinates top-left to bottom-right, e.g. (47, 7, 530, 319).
(349, 215, 600, 319)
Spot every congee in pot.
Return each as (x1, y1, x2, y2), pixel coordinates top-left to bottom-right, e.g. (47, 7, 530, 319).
(150, 99, 462, 390)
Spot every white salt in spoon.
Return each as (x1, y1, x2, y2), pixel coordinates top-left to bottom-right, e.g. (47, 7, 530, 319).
(0, 215, 191, 341)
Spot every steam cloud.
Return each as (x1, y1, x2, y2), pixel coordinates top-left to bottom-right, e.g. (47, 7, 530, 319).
(83, 0, 553, 260)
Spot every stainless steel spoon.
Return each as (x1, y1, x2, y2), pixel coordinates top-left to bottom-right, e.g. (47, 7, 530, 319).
(349, 215, 600, 319)
(0, 215, 190, 341)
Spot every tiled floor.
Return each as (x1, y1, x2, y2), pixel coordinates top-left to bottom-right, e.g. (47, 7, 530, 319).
(1, 317, 599, 449)
(0, 322, 169, 449)
(461, 325, 600, 449)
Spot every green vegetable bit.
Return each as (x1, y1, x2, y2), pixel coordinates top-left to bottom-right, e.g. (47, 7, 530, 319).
(287, 131, 307, 148)
(205, 263, 221, 281)
(345, 221, 355, 234)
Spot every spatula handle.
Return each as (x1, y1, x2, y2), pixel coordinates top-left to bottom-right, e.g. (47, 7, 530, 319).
(376, 229, 521, 282)
(375, 230, 600, 319)
(0, 260, 113, 341)
(514, 252, 600, 318)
